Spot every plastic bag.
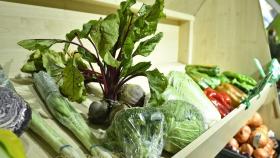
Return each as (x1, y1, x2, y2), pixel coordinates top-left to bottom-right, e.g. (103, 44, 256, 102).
(162, 71, 221, 128)
(104, 107, 165, 158)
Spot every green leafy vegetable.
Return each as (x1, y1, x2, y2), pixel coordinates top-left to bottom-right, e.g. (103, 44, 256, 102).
(19, 0, 166, 121)
(133, 32, 163, 57)
(60, 62, 86, 103)
(162, 71, 221, 128)
(104, 107, 165, 158)
(158, 100, 205, 153)
(146, 69, 168, 107)
(18, 39, 62, 51)
(21, 50, 44, 73)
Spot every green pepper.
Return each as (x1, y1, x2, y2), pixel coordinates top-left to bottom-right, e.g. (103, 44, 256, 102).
(223, 71, 257, 86)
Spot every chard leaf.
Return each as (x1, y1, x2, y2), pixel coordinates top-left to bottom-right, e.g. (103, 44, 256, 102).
(64, 29, 80, 52)
(42, 50, 65, 78)
(64, 20, 98, 51)
(121, 62, 151, 77)
(60, 61, 86, 103)
(146, 69, 168, 106)
(73, 53, 88, 71)
(18, 39, 62, 51)
(133, 32, 163, 57)
(90, 14, 120, 67)
(121, 0, 165, 63)
(21, 50, 44, 73)
(80, 20, 98, 37)
(116, 0, 136, 49)
(77, 46, 96, 63)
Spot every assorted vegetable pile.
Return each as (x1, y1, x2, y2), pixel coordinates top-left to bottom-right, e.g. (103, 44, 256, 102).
(1, 0, 278, 157)
(18, 0, 166, 125)
(186, 65, 257, 118)
(33, 71, 112, 158)
(226, 113, 279, 158)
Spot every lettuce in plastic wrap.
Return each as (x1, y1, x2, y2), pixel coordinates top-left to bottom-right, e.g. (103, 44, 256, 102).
(162, 71, 221, 128)
(104, 107, 165, 158)
(158, 100, 205, 153)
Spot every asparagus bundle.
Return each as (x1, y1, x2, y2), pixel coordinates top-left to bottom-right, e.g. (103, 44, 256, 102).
(30, 112, 86, 158)
(33, 71, 112, 158)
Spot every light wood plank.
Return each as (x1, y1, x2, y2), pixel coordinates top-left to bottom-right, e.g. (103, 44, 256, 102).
(192, 0, 271, 75)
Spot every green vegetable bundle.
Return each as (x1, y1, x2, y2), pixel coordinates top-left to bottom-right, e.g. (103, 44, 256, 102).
(104, 107, 165, 158)
(30, 112, 86, 158)
(158, 100, 205, 153)
(33, 71, 112, 158)
(162, 71, 221, 128)
(223, 71, 257, 93)
(185, 65, 221, 89)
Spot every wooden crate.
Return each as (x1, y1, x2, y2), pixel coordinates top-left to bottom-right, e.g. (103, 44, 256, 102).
(0, 0, 279, 158)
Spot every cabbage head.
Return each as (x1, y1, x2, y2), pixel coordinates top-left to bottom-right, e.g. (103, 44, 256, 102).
(158, 100, 205, 153)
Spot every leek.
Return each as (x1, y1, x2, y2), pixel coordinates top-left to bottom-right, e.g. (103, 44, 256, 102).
(30, 112, 86, 158)
(33, 71, 112, 158)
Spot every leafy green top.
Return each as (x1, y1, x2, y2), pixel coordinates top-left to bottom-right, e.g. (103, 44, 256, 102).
(18, 0, 166, 103)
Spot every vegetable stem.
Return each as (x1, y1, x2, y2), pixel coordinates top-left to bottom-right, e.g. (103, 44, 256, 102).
(75, 34, 105, 94)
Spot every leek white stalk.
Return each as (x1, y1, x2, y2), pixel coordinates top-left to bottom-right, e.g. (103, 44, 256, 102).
(33, 71, 112, 158)
(30, 112, 86, 158)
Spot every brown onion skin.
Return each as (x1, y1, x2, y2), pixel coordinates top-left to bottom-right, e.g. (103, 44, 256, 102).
(249, 130, 268, 148)
(227, 138, 239, 150)
(253, 148, 269, 158)
(235, 125, 251, 143)
(255, 125, 268, 134)
(247, 113, 263, 128)
(239, 143, 254, 156)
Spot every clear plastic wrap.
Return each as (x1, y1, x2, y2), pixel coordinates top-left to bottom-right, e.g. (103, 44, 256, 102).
(104, 107, 165, 158)
(158, 100, 205, 154)
(162, 71, 221, 128)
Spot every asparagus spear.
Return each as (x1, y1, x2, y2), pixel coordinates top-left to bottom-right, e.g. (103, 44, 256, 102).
(33, 71, 112, 158)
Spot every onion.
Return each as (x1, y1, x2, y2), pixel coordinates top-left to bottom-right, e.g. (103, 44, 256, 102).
(234, 125, 251, 143)
(256, 125, 268, 134)
(247, 113, 263, 128)
(239, 143, 254, 156)
(253, 148, 269, 158)
(249, 130, 268, 148)
(226, 138, 239, 151)
(0, 87, 31, 136)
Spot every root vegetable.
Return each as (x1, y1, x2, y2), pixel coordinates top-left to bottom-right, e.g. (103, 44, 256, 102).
(253, 148, 269, 158)
(256, 125, 268, 134)
(88, 100, 110, 124)
(249, 130, 268, 148)
(226, 138, 239, 151)
(239, 143, 254, 156)
(247, 113, 263, 128)
(235, 125, 251, 143)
